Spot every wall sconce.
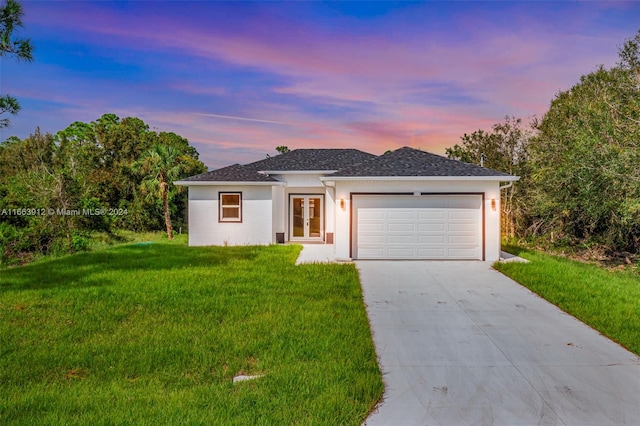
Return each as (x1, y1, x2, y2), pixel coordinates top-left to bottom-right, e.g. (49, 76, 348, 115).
(340, 198, 345, 210)
(491, 198, 496, 211)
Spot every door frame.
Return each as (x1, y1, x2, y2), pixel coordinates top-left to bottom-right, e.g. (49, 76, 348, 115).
(289, 194, 325, 241)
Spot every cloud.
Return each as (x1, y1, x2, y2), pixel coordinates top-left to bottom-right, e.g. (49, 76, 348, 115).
(194, 113, 300, 126)
(15, 1, 640, 169)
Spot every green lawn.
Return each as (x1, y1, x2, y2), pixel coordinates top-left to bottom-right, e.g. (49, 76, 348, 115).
(0, 236, 383, 425)
(494, 245, 640, 356)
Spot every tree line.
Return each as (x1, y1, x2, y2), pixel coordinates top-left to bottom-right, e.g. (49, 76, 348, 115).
(447, 29, 640, 256)
(0, 114, 206, 264)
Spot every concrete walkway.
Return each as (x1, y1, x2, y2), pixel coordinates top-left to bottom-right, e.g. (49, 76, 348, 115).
(294, 243, 336, 265)
(358, 261, 640, 426)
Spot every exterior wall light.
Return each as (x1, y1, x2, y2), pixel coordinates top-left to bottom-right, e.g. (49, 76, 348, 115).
(491, 198, 497, 211)
(340, 198, 345, 210)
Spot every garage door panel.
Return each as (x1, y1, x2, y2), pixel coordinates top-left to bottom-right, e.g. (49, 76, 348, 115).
(448, 235, 477, 244)
(359, 222, 385, 233)
(387, 223, 415, 232)
(388, 235, 415, 244)
(448, 222, 476, 232)
(387, 247, 416, 257)
(448, 210, 477, 220)
(359, 210, 385, 220)
(417, 247, 447, 257)
(358, 247, 385, 258)
(359, 234, 385, 244)
(418, 235, 446, 244)
(418, 223, 446, 232)
(355, 195, 482, 260)
(388, 210, 415, 220)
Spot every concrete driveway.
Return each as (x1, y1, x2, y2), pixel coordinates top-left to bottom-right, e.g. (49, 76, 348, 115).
(358, 261, 640, 426)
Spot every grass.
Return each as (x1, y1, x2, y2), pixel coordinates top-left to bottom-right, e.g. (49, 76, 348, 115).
(495, 244, 640, 356)
(0, 236, 383, 425)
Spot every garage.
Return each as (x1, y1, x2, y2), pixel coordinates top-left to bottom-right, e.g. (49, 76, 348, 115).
(352, 194, 483, 260)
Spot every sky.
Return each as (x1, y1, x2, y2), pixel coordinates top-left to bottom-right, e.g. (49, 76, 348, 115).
(2, 1, 639, 169)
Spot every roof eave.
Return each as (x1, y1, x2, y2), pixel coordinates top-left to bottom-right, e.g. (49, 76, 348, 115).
(320, 175, 520, 182)
(174, 181, 286, 186)
(259, 170, 338, 175)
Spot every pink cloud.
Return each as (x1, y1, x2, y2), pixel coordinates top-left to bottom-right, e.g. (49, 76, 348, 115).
(19, 2, 638, 169)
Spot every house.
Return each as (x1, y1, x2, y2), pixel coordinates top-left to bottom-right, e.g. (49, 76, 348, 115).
(174, 146, 519, 262)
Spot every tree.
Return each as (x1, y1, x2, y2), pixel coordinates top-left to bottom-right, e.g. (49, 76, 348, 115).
(618, 28, 640, 85)
(275, 145, 290, 154)
(446, 116, 533, 237)
(0, 0, 34, 128)
(0, 115, 205, 263)
(0, 129, 84, 257)
(136, 144, 185, 240)
(528, 29, 640, 252)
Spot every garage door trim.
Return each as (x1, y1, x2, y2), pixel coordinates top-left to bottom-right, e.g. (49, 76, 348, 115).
(350, 192, 485, 260)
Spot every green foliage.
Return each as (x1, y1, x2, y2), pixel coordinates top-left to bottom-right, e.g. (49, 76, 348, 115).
(275, 145, 290, 154)
(495, 247, 640, 355)
(446, 116, 533, 237)
(136, 143, 195, 240)
(0, 243, 383, 424)
(0, 94, 20, 127)
(0, 115, 205, 263)
(528, 33, 640, 251)
(448, 29, 640, 255)
(618, 28, 640, 83)
(0, 0, 33, 128)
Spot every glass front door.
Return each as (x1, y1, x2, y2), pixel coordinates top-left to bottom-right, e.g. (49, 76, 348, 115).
(290, 195, 323, 240)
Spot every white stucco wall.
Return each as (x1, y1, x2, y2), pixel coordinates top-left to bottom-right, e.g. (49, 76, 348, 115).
(271, 174, 325, 188)
(324, 186, 336, 237)
(187, 185, 273, 246)
(333, 180, 502, 262)
(272, 186, 285, 235)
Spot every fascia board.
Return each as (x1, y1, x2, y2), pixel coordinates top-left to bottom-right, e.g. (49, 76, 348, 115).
(174, 181, 286, 186)
(258, 170, 337, 175)
(319, 175, 520, 182)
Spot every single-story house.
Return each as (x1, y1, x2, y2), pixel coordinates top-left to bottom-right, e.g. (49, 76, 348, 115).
(174, 146, 519, 262)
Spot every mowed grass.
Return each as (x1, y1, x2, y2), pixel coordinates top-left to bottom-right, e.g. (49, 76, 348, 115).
(494, 245, 640, 355)
(0, 237, 383, 425)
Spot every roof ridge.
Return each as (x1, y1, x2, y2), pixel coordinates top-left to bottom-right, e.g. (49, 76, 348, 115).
(331, 146, 513, 177)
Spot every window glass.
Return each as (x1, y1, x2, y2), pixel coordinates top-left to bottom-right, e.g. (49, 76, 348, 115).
(222, 207, 239, 218)
(221, 194, 240, 205)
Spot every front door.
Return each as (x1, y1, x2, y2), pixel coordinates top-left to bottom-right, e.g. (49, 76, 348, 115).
(290, 195, 323, 241)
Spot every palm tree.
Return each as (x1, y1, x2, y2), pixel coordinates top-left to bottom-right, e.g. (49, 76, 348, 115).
(137, 144, 184, 240)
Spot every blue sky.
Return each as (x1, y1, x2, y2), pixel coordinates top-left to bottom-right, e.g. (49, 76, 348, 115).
(2, 1, 639, 169)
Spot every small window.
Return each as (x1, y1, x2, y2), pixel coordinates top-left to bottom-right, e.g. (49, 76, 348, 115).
(219, 192, 242, 222)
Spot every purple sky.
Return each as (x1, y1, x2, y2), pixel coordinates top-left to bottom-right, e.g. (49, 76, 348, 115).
(3, 1, 639, 169)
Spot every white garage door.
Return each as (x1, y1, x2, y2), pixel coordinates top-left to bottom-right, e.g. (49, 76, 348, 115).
(354, 194, 482, 260)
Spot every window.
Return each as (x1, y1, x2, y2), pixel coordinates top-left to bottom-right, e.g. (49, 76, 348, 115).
(219, 192, 242, 222)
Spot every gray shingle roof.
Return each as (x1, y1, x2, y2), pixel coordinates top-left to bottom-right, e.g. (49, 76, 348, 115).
(179, 146, 515, 183)
(245, 148, 376, 171)
(330, 147, 513, 177)
(179, 164, 279, 182)
(180, 149, 376, 182)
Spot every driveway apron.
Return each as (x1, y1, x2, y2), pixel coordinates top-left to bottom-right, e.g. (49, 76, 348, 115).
(358, 261, 640, 426)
